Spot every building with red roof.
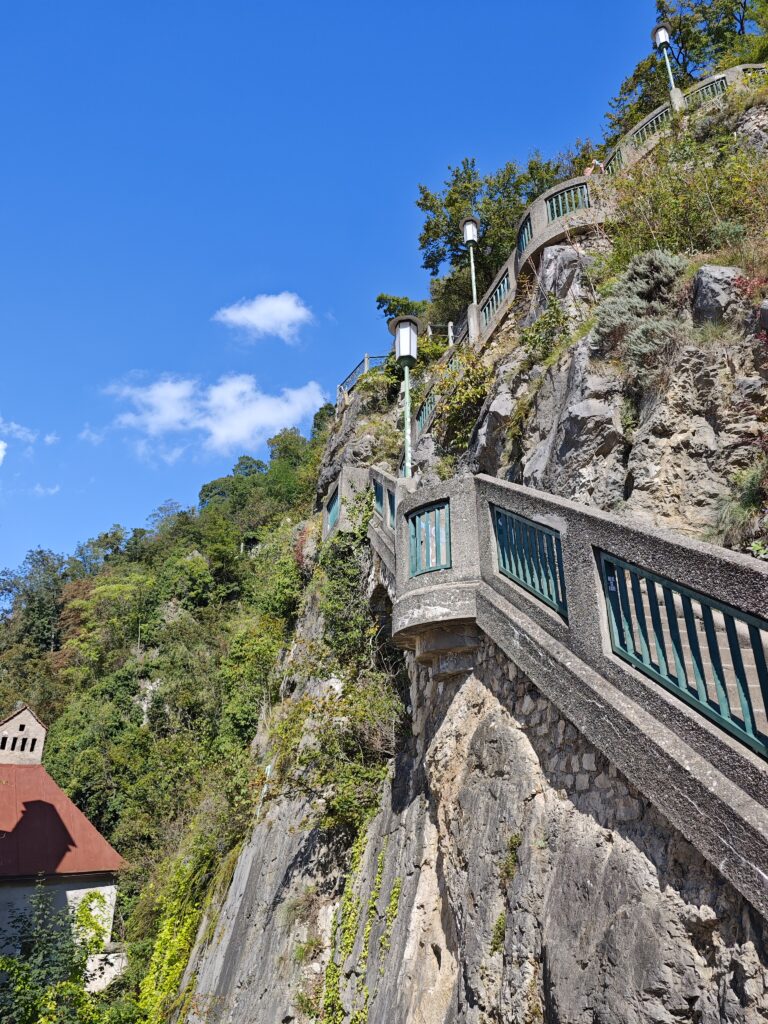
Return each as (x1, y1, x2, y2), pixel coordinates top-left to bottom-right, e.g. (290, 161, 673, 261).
(0, 705, 126, 990)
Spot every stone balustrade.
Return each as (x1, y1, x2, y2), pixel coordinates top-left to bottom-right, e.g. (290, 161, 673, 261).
(364, 467, 768, 917)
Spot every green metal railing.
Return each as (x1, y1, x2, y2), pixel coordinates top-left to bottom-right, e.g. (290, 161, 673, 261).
(416, 391, 438, 436)
(481, 272, 510, 327)
(408, 501, 451, 577)
(545, 183, 590, 224)
(387, 488, 396, 529)
(492, 506, 568, 618)
(632, 106, 672, 147)
(599, 552, 768, 759)
(685, 75, 727, 108)
(373, 479, 384, 517)
(517, 216, 533, 255)
(605, 148, 624, 176)
(327, 487, 340, 530)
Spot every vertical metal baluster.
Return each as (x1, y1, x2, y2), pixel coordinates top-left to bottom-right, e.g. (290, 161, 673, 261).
(445, 502, 451, 567)
(681, 596, 709, 704)
(701, 604, 732, 721)
(724, 614, 757, 737)
(614, 565, 637, 659)
(748, 624, 768, 715)
(645, 580, 670, 679)
(555, 537, 567, 613)
(602, 557, 625, 651)
(537, 531, 554, 603)
(662, 585, 688, 689)
(545, 533, 560, 608)
(629, 571, 652, 668)
(434, 507, 442, 567)
(510, 516, 524, 581)
(409, 515, 417, 577)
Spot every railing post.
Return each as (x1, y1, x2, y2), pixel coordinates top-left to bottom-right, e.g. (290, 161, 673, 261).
(364, 353, 370, 373)
(427, 323, 433, 338)
(448, 321, 454, 346)
(467, 303, 480, 346)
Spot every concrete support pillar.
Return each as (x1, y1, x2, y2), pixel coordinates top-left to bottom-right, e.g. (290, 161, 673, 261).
(467, 303, 480, 346)
(670, 86, 685, 112)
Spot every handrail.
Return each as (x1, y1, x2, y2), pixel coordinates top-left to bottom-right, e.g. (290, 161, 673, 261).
(386, 470, 768, 763)
(340, 62, 766, 437)
(337, 353, 389, 397)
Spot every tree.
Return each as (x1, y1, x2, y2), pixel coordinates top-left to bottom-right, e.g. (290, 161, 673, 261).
(0, 885, 108, 1024)
(374, 294, 431, 321)
(605, 0, 762, 144)
(0, 548, 68, 652)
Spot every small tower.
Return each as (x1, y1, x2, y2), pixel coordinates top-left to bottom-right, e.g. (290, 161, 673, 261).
(0, 705, 47, 764)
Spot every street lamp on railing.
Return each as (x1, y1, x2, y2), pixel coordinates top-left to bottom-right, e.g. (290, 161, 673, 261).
(461, 216, 480, 307)
(652, 22, 676, 91)
(389, 315, 421, 478)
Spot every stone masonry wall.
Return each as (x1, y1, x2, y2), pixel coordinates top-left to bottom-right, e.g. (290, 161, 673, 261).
(337, 636, 768, 1024)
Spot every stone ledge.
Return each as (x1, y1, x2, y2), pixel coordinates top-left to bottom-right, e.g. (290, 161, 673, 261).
(475, 583, 768, 919)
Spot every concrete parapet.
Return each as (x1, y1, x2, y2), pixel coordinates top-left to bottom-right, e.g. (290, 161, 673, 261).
(374, 466, 768, 915)
(321, 465, 370, 539)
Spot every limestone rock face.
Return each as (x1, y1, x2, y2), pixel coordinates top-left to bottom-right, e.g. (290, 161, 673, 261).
(532, 244, 595, 317)
(692, 265, 745, 325)
(317, 645, 768, 1024)
(736, 102, 768, 154)
(622, 338, 768, 536)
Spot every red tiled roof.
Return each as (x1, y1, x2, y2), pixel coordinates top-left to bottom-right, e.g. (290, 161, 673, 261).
(0, 764, 124, 878)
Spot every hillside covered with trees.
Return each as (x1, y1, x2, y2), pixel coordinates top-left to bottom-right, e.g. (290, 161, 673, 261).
(2, 1, 768, 1022)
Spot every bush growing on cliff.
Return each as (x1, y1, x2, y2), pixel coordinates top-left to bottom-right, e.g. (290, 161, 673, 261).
(594, 250, 688, 400)
(717, 447, 768, 549)
(608, 126, 768, 270)
(432, 349, 493, 452)
(520, 297, 571, 361)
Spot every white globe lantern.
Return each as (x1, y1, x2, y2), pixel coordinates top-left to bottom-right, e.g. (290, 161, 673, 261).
(461, 216, 479, 245)
(652, 22, 672, 49)
(388, 315, 420, 367)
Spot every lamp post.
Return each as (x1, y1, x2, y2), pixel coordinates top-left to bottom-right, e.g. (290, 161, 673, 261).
(389, 315, 420, 478)
(651, 22, 676, 91)
(461, 216, 480, 307)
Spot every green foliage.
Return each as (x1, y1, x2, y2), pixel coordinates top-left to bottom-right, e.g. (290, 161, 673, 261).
(317, 532, 376, 671)
(716, 452, 768, 547)
(608, 125, 768, 269)
(594, 250, 688, 400)
(380, 877, 401, 954)
(0, 886, 109, 1024)
(490, 912, 507, 955)
(605, 0, 763, 144)
(432, 349, 493, 452)
(500, 834, 522, 887)
(374, 294, 430, 321)
(520, 297, 570, 361)
(322, 829, 368, 1024)
(269, 673, 401, 835)
(0, 416, 333, 1017)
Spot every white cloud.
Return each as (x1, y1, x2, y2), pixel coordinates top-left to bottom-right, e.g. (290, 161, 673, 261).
(0, 441, 7, 466)
(108, 373, 325, 456)
(0, 417, 37, 444)
(213, 291, 313, 343)
(33, 483, 60, 497)
(43, 433, 60, 445)
(107, 378, 197, 436)
(79, 424, 106, 445)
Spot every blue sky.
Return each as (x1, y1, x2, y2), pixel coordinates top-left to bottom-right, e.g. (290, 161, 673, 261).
(0, 0, 654, 568)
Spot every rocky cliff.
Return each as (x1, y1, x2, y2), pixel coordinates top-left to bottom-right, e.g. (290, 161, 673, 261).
(179, 110, 768, 1024)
